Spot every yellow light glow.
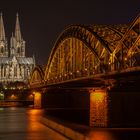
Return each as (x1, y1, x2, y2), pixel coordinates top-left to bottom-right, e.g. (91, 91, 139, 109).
(90, 89, 108, 127)
(124, 57, 127, 61)
(28, 109, 41, 115)
(27, 109, 44, 133)
(90, 92, 104, 102)
(34, 92, 41, 100)
(34, 92, 41, 108)
(10, 94, 17, 100)
(86, 131, 114, 140)
(28, 94, 34, 100)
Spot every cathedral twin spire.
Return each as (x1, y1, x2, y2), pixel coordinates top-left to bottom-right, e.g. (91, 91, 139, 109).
(0, 13, 25, 57)
(0, 13, 8, 57)
(0, 13, 5, 40)
(15, 13, 22, 41)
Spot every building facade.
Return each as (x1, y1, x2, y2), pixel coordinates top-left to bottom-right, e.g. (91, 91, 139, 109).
(0, 13, 35, 83)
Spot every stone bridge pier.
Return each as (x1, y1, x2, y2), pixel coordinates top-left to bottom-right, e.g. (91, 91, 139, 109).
(35, 82, 140, 128)
(31, 88, 47, 109)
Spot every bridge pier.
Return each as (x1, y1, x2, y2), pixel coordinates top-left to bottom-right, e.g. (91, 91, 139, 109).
(31, 88, 48, 109)
(42, 87, 109, 127)
(89, 89, 108, 127)
(33, 91, 42, 108)
(30, 76, 140, 128)
(42, 85, 140, 128)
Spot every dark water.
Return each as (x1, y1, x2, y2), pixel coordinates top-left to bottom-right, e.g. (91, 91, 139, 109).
(0, 107, 140, 140)
(86, 128, 140, 140)
(0, 107, 69, 140)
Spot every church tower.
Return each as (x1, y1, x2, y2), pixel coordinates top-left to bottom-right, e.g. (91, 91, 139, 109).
(10, 13, 25, 57)
(0, 13, 8, 57)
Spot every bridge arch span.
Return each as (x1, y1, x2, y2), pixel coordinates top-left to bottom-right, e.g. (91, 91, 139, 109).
(44, 25, 121, 84)
(44, 15, 140, 85)
(29, 66, 45, 87)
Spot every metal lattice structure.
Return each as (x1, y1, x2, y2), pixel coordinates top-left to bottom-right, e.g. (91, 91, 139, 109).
(30, 14, 140, 86)
(44, 15, 140, 85)
(29, 66, 45, 88)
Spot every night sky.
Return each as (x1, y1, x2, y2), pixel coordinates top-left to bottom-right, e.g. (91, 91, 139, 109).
(0, 0, 140, 65)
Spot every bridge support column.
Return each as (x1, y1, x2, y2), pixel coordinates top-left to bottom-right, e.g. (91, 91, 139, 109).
(33, 91, 42, 108)
(89, 89, 108, 127)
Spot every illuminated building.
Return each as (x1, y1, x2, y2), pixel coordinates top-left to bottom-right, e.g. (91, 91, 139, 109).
(0, 13, 35, 83)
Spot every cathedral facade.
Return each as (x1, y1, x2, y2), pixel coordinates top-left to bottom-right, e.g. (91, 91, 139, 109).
(0, 13, 35, 83)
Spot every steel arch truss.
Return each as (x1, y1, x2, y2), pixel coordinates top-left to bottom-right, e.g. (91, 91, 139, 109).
(110, 14, 140, 68)
(45, 25, 114, 84)
(29, 66, 45, 87)
(45, 14, 140, 85)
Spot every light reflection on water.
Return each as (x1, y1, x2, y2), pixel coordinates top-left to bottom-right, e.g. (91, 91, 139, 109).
(25, 108, 51, 140)
(27, 108, 43, 116)
(26, 108, 68, 140)
(0, 107, 140, 140)
(86, 130, 114, 140)
(27, 109, 45, 131)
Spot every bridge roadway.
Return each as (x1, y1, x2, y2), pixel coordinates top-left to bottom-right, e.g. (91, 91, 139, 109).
(0, 107, 140, 140)
(31, 67, 140, 90)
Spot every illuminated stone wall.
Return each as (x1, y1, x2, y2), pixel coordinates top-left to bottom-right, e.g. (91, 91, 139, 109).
(34, 92, 42, 108)
(90, 89, 108, 127)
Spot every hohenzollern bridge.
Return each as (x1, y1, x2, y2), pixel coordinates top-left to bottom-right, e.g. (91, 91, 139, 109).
(30, 14, 140, 86)
(29, 14, 140, 127)
(28, 14, 140, 127)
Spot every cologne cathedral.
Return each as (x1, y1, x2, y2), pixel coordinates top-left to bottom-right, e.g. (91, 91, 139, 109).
(0, 13, 35, 84)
